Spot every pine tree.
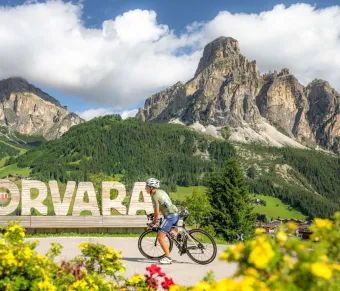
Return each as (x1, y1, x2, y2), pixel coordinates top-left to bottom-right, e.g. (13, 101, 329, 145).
(207, 158, 255, 241)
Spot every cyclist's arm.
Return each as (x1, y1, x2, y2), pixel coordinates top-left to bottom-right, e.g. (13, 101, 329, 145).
(153, 208, 160, 224)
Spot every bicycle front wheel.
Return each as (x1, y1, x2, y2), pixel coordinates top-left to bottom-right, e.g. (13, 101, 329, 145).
(184, 229, 217, 265)
(138, 230, 173, 260)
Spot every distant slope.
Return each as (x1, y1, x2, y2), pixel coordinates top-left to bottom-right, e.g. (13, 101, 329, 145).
(0, 126, 46, 177)
(252, 194, 307, 220)
(236, 143, 340, 218)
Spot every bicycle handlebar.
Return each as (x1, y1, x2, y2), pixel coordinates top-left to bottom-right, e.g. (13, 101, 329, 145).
(147, 213, 154, 220)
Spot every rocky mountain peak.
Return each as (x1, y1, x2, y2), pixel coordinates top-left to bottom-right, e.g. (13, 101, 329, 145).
(137, 36, 340, 153)
(195, 36, 240, 77)
(0, 77, 63, 108)
(0, 77, 83, 140)
(277, 68, 290, 77)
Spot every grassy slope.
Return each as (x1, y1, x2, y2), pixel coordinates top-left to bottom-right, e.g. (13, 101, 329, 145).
(170, 186, 207, 201)
(0, 163, 31, 178)
(0, 133, 42, 177)
(252, 194, 306, 220)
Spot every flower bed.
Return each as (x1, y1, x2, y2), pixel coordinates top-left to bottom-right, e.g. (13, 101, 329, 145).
(1, 212, 339, 290)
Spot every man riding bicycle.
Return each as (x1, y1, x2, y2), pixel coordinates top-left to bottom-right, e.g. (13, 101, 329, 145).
(145, 178, 178, 264)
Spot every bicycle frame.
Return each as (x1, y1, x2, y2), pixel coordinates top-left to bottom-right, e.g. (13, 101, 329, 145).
(146, 213, 203, 254)
(170, 224, 205, 255)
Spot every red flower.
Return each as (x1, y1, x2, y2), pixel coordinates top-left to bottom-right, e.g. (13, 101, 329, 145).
(145, 276, 159, 290)
(146, 264, 161, 276)
(161, 277, 175, 289)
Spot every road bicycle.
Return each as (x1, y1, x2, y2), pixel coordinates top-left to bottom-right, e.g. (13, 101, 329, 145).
(138, 210, 217, 265)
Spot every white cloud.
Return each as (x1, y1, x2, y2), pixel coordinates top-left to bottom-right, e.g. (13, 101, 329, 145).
(77, 107, 138, 121)
(0, 1, 199, 107)
(1, 1, 340, 113)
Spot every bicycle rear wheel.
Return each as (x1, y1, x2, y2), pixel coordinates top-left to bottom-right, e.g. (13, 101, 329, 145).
(138, 230, 173, 260)
(184, 229, 217, 265)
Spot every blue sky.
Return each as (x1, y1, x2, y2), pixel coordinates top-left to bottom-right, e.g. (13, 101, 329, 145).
(1, 0, 340, 119)
(7, 1, 339, 32)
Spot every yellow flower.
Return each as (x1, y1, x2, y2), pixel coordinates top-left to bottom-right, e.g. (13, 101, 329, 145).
(23, 247, 33, 259)
(231, 243, 245, 260)
(267, 274, 279, 283)
(276, 231, 288, 243)
(79, 242, 87, 250)
(331, 264, 340, 272)
(314, 218, 333, 230)
(38, 281, 55, 291)
(194, 281, 211, 291)
(320, 255, 328, 262)
(298, 244, 305, 251)
(5, 250, 17, 267)
(255, 228, 266, 235)
(127, 274, 144, 285)
(287, 222, 297, 231)
(283, 255, 294, 269)
(169, 285, 181, 291)
(244, 268, 258, 277)
(219, 252, 230, 261)
(311, 262, 332, 280)
(106, 254, 113, 259)
(236, 276, 257, 291)
(248, 237, 274, 269)
(214, 279, 236, 291)
(72, 280, 87, 289)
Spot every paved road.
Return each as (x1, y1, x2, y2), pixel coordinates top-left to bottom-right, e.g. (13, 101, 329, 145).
(26, 237, 237, 286)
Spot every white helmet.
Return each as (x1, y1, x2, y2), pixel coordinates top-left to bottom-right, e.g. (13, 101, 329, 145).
(146, 178, 160, 188)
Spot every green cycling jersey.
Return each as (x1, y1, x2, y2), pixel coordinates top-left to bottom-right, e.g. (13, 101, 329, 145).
(151, 189, 178, 216)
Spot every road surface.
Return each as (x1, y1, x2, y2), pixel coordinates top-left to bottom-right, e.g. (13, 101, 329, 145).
(27, 237, 238, 286)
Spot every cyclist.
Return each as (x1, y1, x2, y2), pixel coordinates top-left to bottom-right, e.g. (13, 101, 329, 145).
(145, 178, 178, 264)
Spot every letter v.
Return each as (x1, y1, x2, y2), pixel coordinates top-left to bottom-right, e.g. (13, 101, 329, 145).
(49, 181, 76, 216)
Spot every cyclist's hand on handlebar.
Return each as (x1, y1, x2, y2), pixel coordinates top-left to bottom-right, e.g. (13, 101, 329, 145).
(147, 213, 154, 220)
(147, 222, 158, 231)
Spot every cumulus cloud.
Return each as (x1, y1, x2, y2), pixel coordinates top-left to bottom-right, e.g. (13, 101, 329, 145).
(77, 107, 138, 121)
(1, 1, 340, 116)
(0, 0, 199, 107)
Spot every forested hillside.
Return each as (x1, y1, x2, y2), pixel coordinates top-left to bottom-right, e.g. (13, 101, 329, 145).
(6, 115, 340, 219)
(14, 115, 235, 191)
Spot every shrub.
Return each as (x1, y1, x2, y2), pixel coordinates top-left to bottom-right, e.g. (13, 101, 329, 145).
(1, 213, 340, 291)
(169, 212, 340, 291)
(0, 222, 175, 291)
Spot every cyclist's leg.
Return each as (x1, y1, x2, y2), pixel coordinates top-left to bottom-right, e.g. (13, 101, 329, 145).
(158, 214, 178, 257)
(170, 214, 180, 237)
(158, 232, 170, 257)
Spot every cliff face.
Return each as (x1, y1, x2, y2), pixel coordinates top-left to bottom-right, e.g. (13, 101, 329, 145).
(256, 70, 314, 144)
(138, 37, 263, 127)
(307, 80, 340, 152)
(137, 36, 340, 153)
(0, 78, 84, 140)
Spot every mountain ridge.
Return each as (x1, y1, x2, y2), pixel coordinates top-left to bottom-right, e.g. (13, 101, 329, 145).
(136, 36, 340, 153)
